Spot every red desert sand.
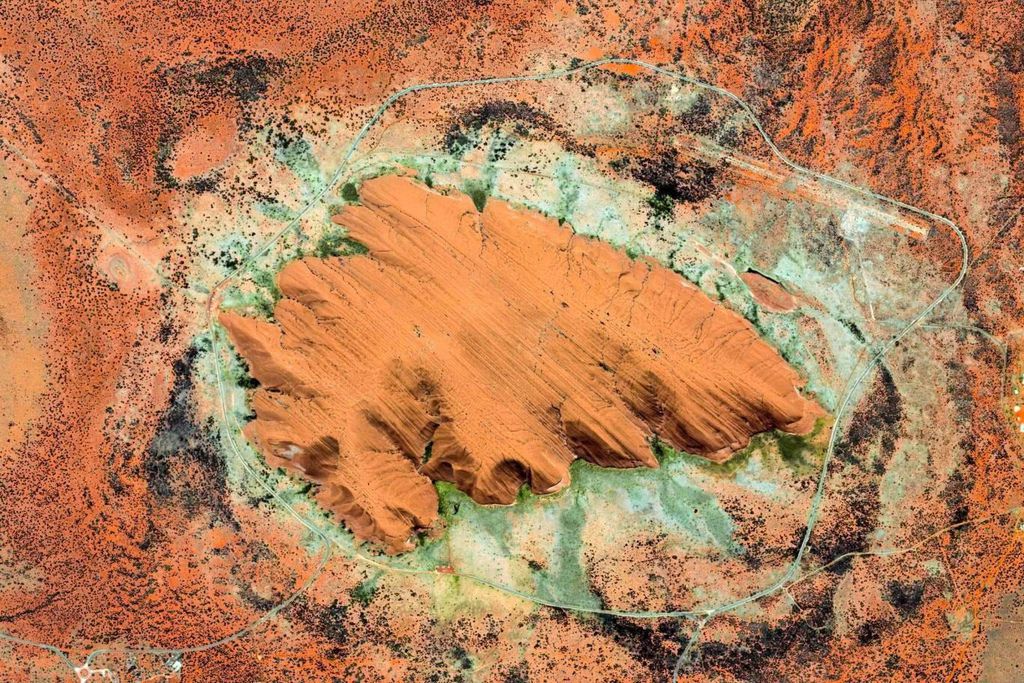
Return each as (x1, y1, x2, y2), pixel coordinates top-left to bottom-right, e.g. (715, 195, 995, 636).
(221, 175, 822, 551)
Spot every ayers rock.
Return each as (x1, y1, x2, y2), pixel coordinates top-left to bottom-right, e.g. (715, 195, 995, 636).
(221, 175, 822, 552)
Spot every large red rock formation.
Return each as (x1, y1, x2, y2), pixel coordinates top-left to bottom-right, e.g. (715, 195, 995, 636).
(221, 175, 821, 551)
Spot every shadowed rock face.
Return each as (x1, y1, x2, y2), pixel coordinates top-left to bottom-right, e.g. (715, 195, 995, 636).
(221, 175, 821, 551)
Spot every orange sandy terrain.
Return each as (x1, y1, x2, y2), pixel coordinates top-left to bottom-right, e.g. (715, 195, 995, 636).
(222, 176, 820, 550)
(0, 0, 1021, 680)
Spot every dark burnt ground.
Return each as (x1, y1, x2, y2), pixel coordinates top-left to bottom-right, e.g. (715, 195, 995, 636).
(442, 99, 597, 159)
(835, 365, 904, 472)
(685, 363, 909, 678)
(151, 53, 288, 193)
(144, 346, 237, 527)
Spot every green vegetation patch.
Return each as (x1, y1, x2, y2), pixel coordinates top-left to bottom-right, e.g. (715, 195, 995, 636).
(316, 227, 369, 258)
(533, 489, 602, 609)
(255, 200, 297, 222)
(340, 182, 360, 203)
(775, 418, 827, 468)
(350, 573, 381, 605)
(647, 191, 675, 220)
(274, 134, 324, 192)
(653, 418, 829, 477)
(463, 178, 491, 212)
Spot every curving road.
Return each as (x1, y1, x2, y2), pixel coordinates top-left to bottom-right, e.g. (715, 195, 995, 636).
(0, 57, 975, 681)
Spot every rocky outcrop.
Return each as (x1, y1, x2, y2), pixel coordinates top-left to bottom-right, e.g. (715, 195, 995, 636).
(221, 175, 821, 551)
(741, 271, 797, 313)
